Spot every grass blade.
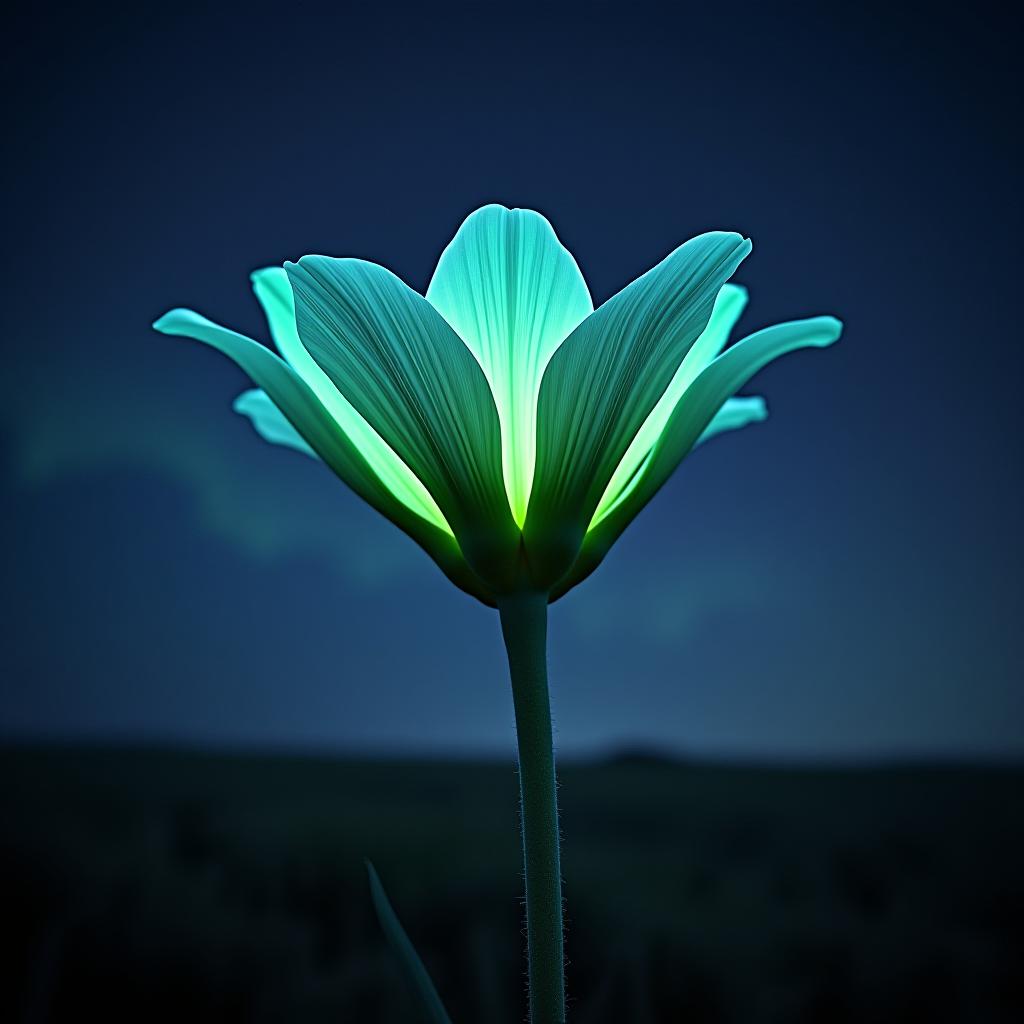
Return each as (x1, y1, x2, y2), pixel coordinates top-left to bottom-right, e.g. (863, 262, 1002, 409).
(365, 860, 454, 1024)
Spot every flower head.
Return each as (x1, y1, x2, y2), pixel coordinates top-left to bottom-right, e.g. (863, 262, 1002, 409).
(155, 205, 840, 604)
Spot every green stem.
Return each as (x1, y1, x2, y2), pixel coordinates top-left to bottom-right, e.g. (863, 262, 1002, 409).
(498, 591, 565, 1024)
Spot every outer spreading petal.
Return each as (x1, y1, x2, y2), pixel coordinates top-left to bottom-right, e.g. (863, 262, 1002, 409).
(234, 388, 317, 457)
(696, 394, 768, 446)
(589, 283, 749, 529)
(285, 257, 520, 587)
(153, 308, 494, 604)
(251, 266, 450, 536)
(425, 205, 593, 527)
(591, 395, 768, 527)
(551, 315, 842, 600)
(525, 231, 752, 585)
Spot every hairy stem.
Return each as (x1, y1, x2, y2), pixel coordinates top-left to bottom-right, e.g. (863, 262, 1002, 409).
(498, 591, 565, 1024)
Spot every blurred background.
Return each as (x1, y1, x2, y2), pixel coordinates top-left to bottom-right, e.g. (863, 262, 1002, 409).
(2, 2, 1021, 1021)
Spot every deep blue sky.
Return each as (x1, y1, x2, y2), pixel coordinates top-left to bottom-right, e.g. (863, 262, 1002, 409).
(2, 2, 1020, 759)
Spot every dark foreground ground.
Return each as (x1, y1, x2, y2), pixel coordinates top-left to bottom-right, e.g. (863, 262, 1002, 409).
(2, 746, 1022, 1023)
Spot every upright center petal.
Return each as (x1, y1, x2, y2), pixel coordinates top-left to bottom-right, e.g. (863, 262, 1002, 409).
(426, 205, 593, 528)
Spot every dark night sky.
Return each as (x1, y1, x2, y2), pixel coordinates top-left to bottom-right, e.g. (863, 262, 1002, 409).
(1, 2, 1021, 759)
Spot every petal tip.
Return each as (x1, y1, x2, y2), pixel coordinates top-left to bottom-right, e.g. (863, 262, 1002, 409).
(231, 388, 261, 414)
(746, 395, 769, 420)
(816, 316, 843, 345)
(152, 308, 191, 334)
(708, 231, 753, 271)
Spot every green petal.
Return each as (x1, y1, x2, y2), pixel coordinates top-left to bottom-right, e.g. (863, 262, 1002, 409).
(251, 266, 451, 537)
(590, 283, 748, 527)
(234, 388, 317, 457)
(153, 308, 495, 605)
(552, 315, 841, 600)
(285, 256, 519, 584)
(525, 231, 752, 582)
(590, 395, 767, 528)
(425, 204, 593, 527)
(366, 862, 454, 1024)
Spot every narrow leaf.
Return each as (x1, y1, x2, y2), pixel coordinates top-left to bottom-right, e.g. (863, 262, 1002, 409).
(366, 861, 454, 1024)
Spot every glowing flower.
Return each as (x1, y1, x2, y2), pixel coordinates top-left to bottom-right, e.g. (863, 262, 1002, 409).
(155, 204, 841, 1023)
(154, 205, 840, 604)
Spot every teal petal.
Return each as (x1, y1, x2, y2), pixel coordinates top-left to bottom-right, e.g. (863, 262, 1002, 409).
(552, 315, 841, 600)
(251, 265, 304, 358)
(285, 256, 520, 585)
(696, 394, 768, 446)
(592, 395, 768, 528)
(525, 231, 752, 584)
(153, 308, 495, 605)
(366, 862, 454, 1024)
(233, 388, 317, 457)
(589, 283, 749, 527)
(426, 204, 593, 527)
(250, 266, 451, 536)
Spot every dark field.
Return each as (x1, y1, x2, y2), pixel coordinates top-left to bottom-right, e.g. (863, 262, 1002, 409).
(3, 746, 1022, 1023)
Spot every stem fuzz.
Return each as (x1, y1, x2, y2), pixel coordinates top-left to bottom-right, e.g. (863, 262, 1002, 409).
(498, 591, 564, 1024)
